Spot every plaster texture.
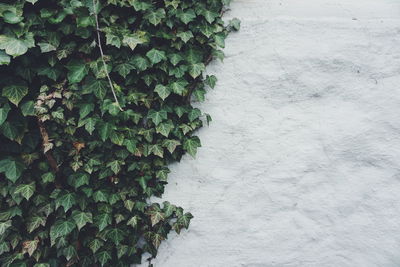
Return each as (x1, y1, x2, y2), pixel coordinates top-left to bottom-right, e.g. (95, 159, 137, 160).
(139, 0, 400, 266)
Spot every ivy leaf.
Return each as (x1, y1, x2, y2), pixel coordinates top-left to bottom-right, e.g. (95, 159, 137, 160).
(170, 80, 188, 96)
(144, 8, 166, 26)
(229, 18, 241, 31)
(183, 136, 201, 157)
(189, 63, 205, 79)
(89, 239, 103, 253)
(177, 212, 193, 228)
(0, 103, 11, 125)
(147, 209, 165, 226)
(66, 59, 88, 84)
(188, 108, 201, 122)
(147, 109, 167, 126)
(26, 216, 46, 233)
(2, 85, 28, 106)
(38, 42, 57, 53)
(168, 53, 183, 66)
(127, 216, 139, 228)
(55, 192, 76, 212)
(0, 36, 31, 57)
(154, 84, 171, 100)
(50, 220, 76, 243)
(177, 9, 196, 24)
(107, 228, 125, 245)
(96, 250, 112, 266)
(146, 49, 166, 64)
(84, 117, 97, 135)
(150, 144, 164, 158)
(0, 220, 12, 235)
(0, 158, 25, 183)
(122, 31, 148, 50)
(86, 78, 108, 100)
(162, 139, 181, 154)
(94, 213, 111, 231)
(79, 103, 94, 119)
(205, 75, 218, 89)
(202, 10, 219, 24)
(0, 50, 10, 65)
(114, 62, 135, 78)
(98, 122, 114, 141)
(22, 239, 39, 256)
(72, 210, 93, 230)
(177, 31, 193, 43)
(156, 122, 174, 137)
(14, 182, 35, 200)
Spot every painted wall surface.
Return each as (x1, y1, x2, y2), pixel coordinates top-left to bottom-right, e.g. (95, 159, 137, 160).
(139, 1, 400, 266)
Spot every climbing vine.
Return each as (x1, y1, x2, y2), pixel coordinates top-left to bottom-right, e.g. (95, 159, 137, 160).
(0, 0, 239, 266)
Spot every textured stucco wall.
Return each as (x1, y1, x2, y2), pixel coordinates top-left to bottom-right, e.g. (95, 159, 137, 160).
(139, 1, 400, 266)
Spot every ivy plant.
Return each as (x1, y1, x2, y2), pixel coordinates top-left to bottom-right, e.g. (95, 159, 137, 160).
(0, 0, 239, 266)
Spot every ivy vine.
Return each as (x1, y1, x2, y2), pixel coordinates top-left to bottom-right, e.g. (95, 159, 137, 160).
(0, 0, 239, 266)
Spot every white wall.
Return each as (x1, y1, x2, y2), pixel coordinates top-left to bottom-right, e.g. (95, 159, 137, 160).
(140, 1, 400, 266)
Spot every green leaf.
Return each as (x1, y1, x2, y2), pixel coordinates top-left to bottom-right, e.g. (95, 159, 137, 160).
(229, 18, 241, 31)
(72, 210, 93, 230)
(84, 117, 97, 135)
(177, 31, 194, 43)
(162, 139, 180, 154)
(144, 8, 166, 26)
(0, 158, 25, 183)
(127, 216, 139, 228)
(205, 75, 218, 89)
(188, 108, 201, 122)
(26, 216, 46, 233)
(146, 49, 166, 64)
(107, 228, 125, 245)
(79, 103, 94, 119)
(0, 36, 31, 57)
(0, 241, 10, 255)
(156, 122, 174, 137)
(154, 84, 171, 100)
(22, 239, 39, 256)
(189, 63, 205, 79)
(96, 250, 112, 266)
(114, 62, 135, 78)
(55, 192, 76, 212)
(14, 182, 35, 200)
(170, 80, 188, 96)
(89, 239, 103, 253)
(0, 103, 11, 125)
(94, 213, 111, 231)
(98, 122, 114, 141)
(122, 31, 148, 50)
(147, 209, 164, 227)
(66, 59, 88, 84)
(147, 109, 167, 126)
(150, 144, 164, 158)
(86, 78, 108, 100)
(177, 9, 196, 24)
(93, 190, 108, 203)
(0, 220, 12, 235)
(50, 220, 76, 242)
(0, 50, 10, 65)
(38, 42, 57, 53)
(168, 53, 183, 66)
(183, 136, 201, 157)
(177, 212, 193, 228)
(2, 85, 28, 106)
(20, 101, 35, 116)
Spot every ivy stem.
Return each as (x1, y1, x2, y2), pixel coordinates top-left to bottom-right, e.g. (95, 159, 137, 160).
(92, 0, 123, 111)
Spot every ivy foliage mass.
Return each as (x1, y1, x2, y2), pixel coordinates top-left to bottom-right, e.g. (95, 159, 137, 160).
(0, 0, 239, 266)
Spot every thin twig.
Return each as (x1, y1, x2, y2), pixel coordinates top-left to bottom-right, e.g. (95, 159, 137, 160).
(92, 0, 123, 111)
